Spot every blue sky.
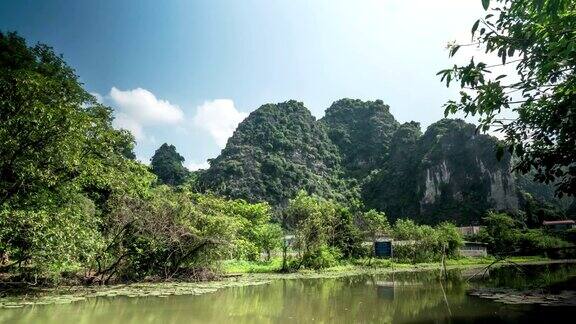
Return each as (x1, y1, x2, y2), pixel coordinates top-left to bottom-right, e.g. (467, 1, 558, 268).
(0, 0, 489, 169)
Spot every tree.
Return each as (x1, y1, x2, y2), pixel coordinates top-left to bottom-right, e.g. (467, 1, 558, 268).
(438, 0, 576, 197)
(0, 31, 150, 276)
(284, 191, 341, 269)
(435, 222, 464, 258)
(331, 206, 364, 259)
(361, 209, 390, 244)
(477, 211, 569, 256)
(254, 223, 283, 261)
(0, 31, 92, 205)
(360, 209, 390, 262)
(99, 188, 238, 282)
(478, 212, 522, 255)
(390, 219, 463, 262)
(150, 143, 189, 186)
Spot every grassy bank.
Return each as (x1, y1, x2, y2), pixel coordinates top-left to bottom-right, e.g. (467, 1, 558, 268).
(1, 256, 562, 308)
(220, 255, 549, 274)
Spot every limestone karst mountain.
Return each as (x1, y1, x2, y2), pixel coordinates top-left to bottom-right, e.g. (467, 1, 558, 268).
(200, 99, 571, 224)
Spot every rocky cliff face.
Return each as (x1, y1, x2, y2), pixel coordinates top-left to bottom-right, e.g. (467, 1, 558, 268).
(416, 119, 519, 224)
(363, 119, 520, 225)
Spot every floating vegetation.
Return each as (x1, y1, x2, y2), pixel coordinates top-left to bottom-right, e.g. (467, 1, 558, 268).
(469, 288, 576, 306)
(0, 279, 271, 308)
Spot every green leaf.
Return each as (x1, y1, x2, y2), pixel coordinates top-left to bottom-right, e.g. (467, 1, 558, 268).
(534, 0, 544, 11)
(449, 45, 460, 57)
(546, 0, 559, 15)
(471, 20, 480, 36)
(481, 0, 490, 10)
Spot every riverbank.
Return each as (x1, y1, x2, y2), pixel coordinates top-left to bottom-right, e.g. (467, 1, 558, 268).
(1, 256, 572, 308)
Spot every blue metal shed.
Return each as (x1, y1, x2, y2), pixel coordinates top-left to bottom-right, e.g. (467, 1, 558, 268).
(374, 241, 393, 258)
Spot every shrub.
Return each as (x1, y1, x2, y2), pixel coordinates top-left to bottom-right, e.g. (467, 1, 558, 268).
(390, 219, 463, 263)
(517, 229, 570, 254)
(477, 212, 572, 257)
(301, 245, 342, 269)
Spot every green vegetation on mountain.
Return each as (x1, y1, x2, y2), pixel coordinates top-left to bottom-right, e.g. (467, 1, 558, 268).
(199, 96, 571, 225)
(321, 99, 399, 178)
(414, 119, 517, 224)
(362, 121, 422, 219)
(200, 100, 353, 207)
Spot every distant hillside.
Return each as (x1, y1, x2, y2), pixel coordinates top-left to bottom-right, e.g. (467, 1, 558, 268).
(200, 98, 572, 224)
(321, 99, 399, 179)
(362, 119, 520, 224)
(199, 100, 352, 206)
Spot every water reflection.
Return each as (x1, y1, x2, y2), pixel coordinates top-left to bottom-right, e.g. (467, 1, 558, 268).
(1, 264, 575, 324)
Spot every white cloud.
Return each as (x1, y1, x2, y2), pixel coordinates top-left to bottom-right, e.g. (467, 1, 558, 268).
(193, 99, 247, 148)
(105, 87, 184, 141)
(113, 112, 145, 140)
(185, 160, 210, 171)
(110, 87, 184, 125)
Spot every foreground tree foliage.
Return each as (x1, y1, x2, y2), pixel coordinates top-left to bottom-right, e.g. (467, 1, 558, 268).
(439, 0, 576, 196)
(0, 32, 284, 283)
(93, 188, 277, 282)
(0, 32, 153, 278)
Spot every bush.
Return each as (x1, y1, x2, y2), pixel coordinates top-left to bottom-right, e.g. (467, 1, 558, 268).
(477, 212, 572, 257)
(477, 212, 523, 255)
(390, 219, 463, 263)
(436, 222, 464, 258)
(301, 245, 342, 269)
(285, 191, 365, 268)
(253, 223, 283, 261)
(517, 229, 570, 254)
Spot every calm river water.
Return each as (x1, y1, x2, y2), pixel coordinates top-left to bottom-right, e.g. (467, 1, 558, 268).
(1, 263, 576, 323)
